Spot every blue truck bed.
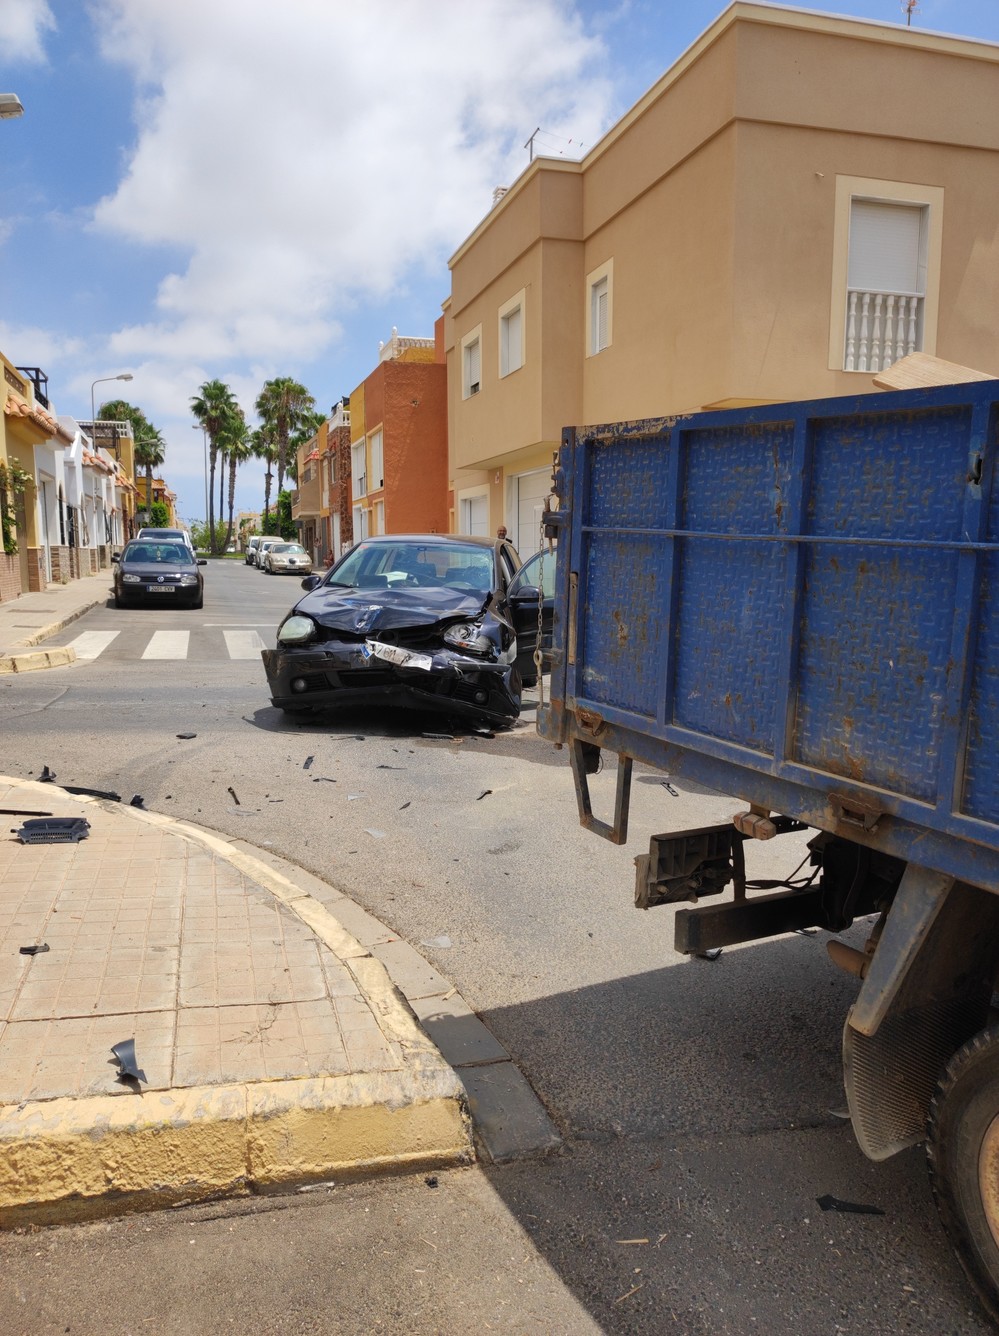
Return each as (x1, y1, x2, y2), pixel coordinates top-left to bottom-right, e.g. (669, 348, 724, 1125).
(539, 380, 999, 893)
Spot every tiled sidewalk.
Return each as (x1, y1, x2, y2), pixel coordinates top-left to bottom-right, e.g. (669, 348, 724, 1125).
(0, 776, 471, 1222)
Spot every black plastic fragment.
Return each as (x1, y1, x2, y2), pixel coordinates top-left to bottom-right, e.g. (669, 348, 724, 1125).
(39, 765, 57, 783)
(697, 948, 723, 961)
(0, 809, 53, 816)
(816, 1194, 884, 1216)
(228, 786, 240, 805)
(477, 790, 492, 801)
(303, 755, 314, 770)
(312, 777, 336, 784)
(19, 943, 50, 956)
(15, 817, 91, 845)
(424, 1176, 439, 1189)
(660, 780, 679, 796)
(111, 1039, 147, 1084)
(399, 801, 411, 810)
(129, 795, 145, 809)
(176, 733, 197, 740)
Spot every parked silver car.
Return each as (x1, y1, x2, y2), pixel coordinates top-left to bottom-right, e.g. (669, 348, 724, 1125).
(264, 542, 313, 575)
(244, 535, 262, 565)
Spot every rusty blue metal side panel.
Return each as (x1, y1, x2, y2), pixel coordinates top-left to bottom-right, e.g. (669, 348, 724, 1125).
(540, 381, 999, 892)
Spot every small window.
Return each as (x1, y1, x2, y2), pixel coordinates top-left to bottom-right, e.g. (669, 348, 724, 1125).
(499, 290, 525, 378)
(351, 442, 366, 498)
(369, 428, 384, 490)
(465, 338, 481, 396)
(586, 261, 613, 357)
(462, 326, 482, 399)
(591, 278, 608, 353)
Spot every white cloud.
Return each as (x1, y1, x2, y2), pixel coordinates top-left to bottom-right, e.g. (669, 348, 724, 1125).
(88, 0, 613, 369)
(0, 320, 84, 366)
(3, 0, 56, 64)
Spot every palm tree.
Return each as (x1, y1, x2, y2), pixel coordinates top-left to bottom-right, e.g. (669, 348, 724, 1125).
(219, 409, 252, 553)
(251, 424, 279, 528)
(254, 378, 316, 498)
(191, 379, 239, 554)
(133, 432, 166, 522)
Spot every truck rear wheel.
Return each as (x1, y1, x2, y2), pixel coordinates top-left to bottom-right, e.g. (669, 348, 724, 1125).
(929, 1028, 999, 1324)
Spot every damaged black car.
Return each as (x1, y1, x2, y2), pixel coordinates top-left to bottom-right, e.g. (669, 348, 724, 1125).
(262, 535, 530, 728)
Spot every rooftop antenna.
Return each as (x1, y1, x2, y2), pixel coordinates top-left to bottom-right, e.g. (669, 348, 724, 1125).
(525, 127, 541, 162)
(902, 0, 918, 26)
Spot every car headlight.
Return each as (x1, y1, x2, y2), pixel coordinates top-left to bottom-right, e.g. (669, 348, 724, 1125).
(277, 614, 318, 645)
(180, 574, 199, 584)
(442, 621, 496, 658)
(122, 573, 141, 584)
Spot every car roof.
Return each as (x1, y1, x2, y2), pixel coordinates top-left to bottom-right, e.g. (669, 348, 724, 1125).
(355, 534, 500, 549)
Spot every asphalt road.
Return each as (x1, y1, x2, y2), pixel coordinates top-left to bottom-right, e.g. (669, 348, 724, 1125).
(0, 559, 992, 1334)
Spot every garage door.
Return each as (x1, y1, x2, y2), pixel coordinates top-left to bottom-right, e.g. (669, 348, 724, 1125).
(514, 470, 549, 557)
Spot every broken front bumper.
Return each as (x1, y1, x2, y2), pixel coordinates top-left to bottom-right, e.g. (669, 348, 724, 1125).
(261, 642, 522, 726)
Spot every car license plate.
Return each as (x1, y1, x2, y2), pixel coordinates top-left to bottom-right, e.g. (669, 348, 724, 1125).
(147, 586, 176, 594)
(363, 639, 432, 671)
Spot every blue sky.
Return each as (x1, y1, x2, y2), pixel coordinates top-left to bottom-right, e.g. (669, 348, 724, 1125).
(2, 0, 998, 523)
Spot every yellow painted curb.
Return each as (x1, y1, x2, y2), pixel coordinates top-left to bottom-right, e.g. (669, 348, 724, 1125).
(0, 778, 475, 1225)
(0, 647, 76, 673)
(0, 1069, 471, 1227)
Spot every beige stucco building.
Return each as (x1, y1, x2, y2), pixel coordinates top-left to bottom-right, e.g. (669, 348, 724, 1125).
(444, 1, 999, 555)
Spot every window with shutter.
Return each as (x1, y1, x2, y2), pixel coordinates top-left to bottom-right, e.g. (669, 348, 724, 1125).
(829, 177, 942, 375)
(461, 326, 483, 399)
(499, 291, 525, 377)
(586, 261, 613, 356)
(592, 278, 609, 353)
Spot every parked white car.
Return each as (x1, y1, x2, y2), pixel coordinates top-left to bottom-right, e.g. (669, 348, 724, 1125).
(137, 526, 194, 552)
(255, 538, 282, 568)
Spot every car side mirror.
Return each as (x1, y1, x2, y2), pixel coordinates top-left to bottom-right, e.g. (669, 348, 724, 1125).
(197, 559, 207, 566)
(301, 575, 321, 591)
(111, 553, 120, 564)
(511, 584, 540, 602)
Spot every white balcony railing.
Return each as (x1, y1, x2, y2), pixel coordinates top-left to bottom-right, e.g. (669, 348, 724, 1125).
(844, 288, 923, 373)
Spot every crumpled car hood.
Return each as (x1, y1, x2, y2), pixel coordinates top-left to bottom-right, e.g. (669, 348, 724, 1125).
(296, 583, 488, 635)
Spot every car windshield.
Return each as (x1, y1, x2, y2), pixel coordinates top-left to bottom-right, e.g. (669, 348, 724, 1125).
(124, 543, 195, 566)
(328, 541, 495, 593)
(271, 544, 305, 555)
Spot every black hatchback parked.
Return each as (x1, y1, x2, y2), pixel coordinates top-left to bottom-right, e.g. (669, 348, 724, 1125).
(112, 541, 207, 609)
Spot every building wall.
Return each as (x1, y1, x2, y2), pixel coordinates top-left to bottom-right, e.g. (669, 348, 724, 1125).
(350, 335, 448, 537)
(445, 1, 999, 530)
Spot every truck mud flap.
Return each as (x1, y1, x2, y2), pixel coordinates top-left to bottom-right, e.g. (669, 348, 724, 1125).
(843, 872, 999, 1160)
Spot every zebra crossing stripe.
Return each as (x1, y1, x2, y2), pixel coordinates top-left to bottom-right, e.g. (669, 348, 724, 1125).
(66, 630, 121, 660)
(142, 630, 190, 660)
(222, 629, 267, 660)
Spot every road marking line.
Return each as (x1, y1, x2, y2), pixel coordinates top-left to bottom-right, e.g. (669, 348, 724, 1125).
(142, 630, 190, 660)
(223, 629, 267, 659)
(66, 630, 120, 660)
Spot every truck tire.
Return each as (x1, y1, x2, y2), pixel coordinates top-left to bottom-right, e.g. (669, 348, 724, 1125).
(928, 1027, 999, 1324)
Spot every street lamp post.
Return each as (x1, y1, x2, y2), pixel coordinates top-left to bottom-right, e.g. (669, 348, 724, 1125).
(0, 94, 24, 119)
(192, 425, 209, 536)
(90, 373, 133, 543)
